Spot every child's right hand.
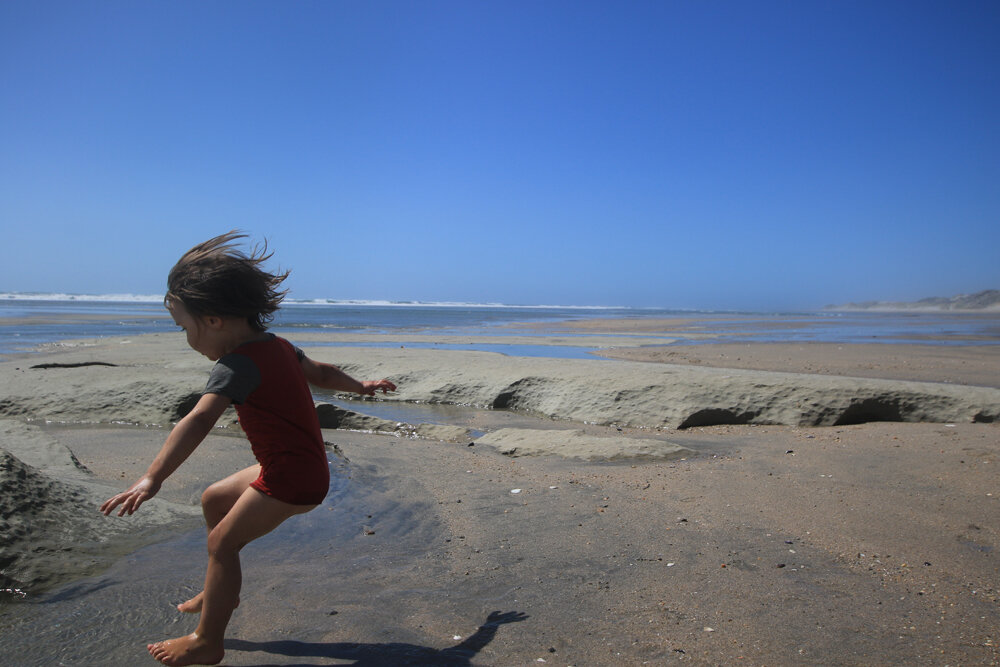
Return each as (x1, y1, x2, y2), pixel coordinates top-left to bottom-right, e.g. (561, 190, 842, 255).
(100, 475, 161, 517)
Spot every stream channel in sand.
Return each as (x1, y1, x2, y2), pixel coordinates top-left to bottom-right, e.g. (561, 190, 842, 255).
(0, 397, 635, 665)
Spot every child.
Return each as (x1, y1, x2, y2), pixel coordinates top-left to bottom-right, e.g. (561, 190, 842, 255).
(101, 231, 395, 666)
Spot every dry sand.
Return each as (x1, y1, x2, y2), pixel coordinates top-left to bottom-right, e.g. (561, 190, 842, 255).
(0, 324, 998, 665)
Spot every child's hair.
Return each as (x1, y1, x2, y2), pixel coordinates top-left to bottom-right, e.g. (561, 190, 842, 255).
(166, 231, 289, 332)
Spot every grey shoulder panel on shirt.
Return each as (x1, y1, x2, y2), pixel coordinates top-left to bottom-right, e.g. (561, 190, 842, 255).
(204, 352, 261, 404)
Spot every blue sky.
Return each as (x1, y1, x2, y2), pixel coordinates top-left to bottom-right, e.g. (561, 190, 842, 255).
(1, 1, 997, 311)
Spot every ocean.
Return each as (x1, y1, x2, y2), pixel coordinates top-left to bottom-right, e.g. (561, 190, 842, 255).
(1, 293, 999, 358)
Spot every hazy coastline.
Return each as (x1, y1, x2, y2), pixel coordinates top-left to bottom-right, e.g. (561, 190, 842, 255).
(825, 289, 1000, 312)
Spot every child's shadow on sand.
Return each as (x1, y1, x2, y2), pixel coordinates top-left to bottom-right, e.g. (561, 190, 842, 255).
(225, 610, 528, 666)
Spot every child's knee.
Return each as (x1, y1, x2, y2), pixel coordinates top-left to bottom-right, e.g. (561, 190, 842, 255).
(201, 486, 219, 511)
(201, 484, 235, 519)
(206, 527, 239, 558)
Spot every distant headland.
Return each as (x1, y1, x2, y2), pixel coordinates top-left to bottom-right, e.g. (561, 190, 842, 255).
(826, 289, 1000, 312)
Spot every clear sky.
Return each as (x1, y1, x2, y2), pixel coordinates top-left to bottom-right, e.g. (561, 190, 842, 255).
(1, 1, 997, 311)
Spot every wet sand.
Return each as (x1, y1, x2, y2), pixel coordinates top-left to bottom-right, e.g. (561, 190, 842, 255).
(597, 342, 1000, 389)
(1, 323, 998, 665)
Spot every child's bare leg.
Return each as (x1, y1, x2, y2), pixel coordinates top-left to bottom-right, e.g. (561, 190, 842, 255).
(148, 487, 315, 666)
(177, 464, 260, 614)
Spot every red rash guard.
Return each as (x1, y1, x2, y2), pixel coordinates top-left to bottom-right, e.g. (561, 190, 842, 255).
(204, 335, 329, 505)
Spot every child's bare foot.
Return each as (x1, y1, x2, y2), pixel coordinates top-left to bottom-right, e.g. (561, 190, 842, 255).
(176, 593, 203, 613)
(177, 592, 239, 614)
(147, 633, 223, 666)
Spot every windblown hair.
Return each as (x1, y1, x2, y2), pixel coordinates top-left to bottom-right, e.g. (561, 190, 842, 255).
(166, 231, 289, 332)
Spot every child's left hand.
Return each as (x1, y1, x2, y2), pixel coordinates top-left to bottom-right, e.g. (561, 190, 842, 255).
(361, 379, 396, 396)
(100, 475, 161, 517)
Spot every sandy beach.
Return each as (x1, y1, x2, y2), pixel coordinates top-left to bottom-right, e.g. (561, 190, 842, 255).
(1, 321, 998, 665)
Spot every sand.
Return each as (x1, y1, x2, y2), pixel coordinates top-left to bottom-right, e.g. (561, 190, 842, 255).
(596, 343, 1000, 389)
(1, 324, 998, 665)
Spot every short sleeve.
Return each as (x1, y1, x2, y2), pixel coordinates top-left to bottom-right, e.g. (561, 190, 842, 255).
(204, 353, 261, 404)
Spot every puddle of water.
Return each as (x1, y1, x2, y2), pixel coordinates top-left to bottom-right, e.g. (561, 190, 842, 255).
(312, 393, 578, 439)
(0, 440, 445, 665)
(314, 394, 479, 427)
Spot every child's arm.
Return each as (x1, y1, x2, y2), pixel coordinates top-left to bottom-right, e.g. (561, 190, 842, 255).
(100, 392, 232, 517)
(300, 356, 396, 396)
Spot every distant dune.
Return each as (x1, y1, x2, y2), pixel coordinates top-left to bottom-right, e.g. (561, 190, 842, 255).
(826, 289, 1000, 312)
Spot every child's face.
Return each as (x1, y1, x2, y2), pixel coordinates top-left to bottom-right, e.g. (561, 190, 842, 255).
(167, 299, 226, 361)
